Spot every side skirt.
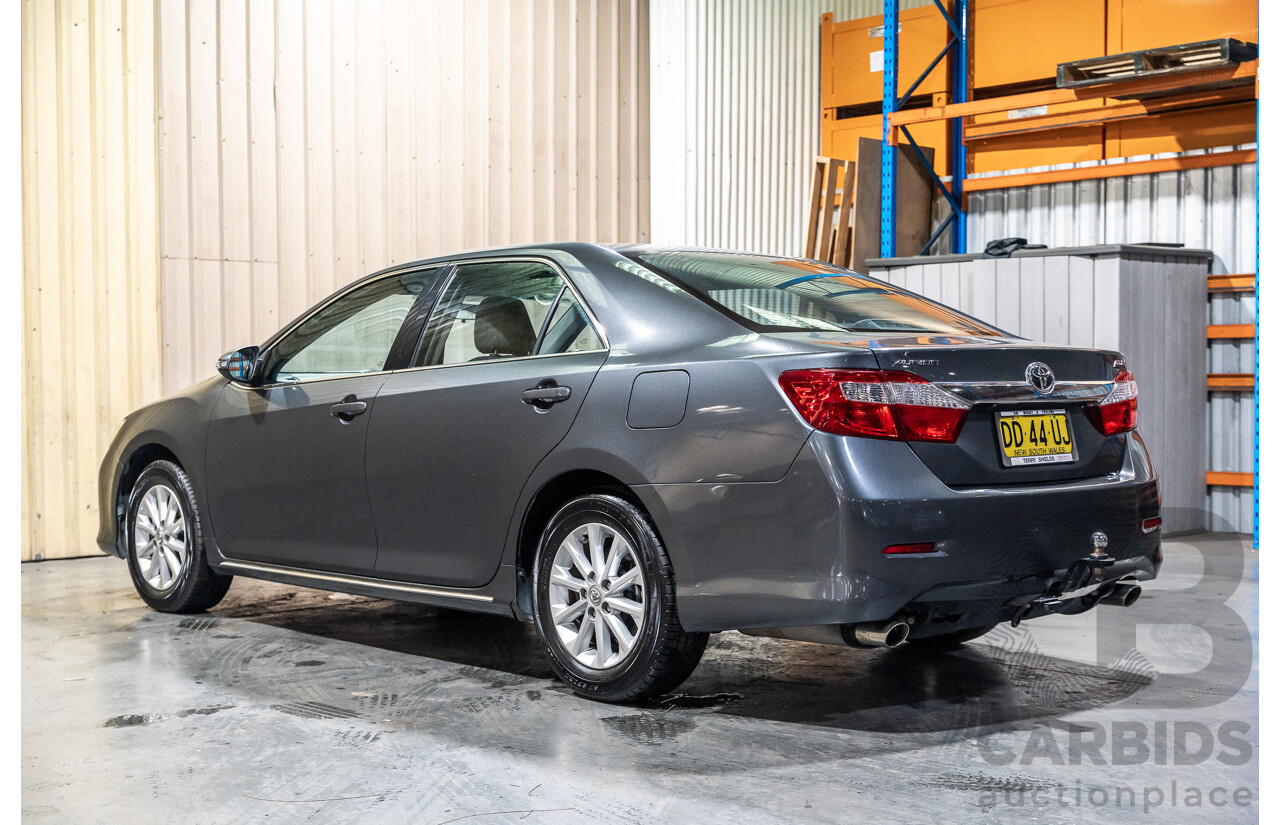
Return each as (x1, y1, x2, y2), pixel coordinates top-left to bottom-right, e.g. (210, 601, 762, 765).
(215, 558, 520, 618)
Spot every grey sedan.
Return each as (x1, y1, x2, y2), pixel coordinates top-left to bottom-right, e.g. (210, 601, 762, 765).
(98, 243, 1161, 702)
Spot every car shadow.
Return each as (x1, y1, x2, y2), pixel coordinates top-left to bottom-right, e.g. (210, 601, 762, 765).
(211, 578, 1152, 738)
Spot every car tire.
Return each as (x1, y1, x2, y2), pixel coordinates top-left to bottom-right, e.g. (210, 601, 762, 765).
(907, 623, 998, 651)
(125, 460, 232, 614)
(532, 494, 708, 703)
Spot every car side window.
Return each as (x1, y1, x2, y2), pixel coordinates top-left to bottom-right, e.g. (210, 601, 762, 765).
(413, 261, 601, 368)
(263, 270, 433, 383)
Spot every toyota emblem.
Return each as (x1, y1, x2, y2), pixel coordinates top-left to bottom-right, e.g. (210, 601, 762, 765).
(1026, 362, 1055, 394)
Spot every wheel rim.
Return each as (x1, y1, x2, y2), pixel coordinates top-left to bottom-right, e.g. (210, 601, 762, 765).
(133, 484, 190, 593)
(548, 522, 646, 670)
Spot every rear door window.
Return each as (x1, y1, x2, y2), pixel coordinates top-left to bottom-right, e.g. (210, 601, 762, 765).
(412, 260, 603, 368)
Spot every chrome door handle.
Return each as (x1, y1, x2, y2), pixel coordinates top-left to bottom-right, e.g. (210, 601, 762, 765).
(521, 382, 571, 409)
(330, 397, 368, 420)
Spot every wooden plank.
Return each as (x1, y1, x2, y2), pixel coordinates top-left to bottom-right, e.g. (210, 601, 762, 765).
(1208, 323, 1256, 339)
(817, 159, 838, 263)
(1207, 471, 1253, 487)
(1208, 373, 1255, 391)
(802, 163, 823, 259)
(1207, 274, 1256, 293)
(964, 150, 1256, 195)
(832, 160, 855, 267)
(890, 62, 1257, 127)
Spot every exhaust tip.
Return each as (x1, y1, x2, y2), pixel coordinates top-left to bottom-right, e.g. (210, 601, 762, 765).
(851, 620, 911, 648)
(883, 622, 910, 647)
(1100, 582, 1142, 607)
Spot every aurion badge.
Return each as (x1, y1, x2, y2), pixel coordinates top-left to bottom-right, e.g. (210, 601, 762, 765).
(1025, 361, 1055, 395)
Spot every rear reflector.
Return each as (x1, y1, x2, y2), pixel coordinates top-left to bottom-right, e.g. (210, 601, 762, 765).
(779, 369, 971, 442)
(883, 542, 936, 555)
(1142, 517, 1162, 533)
(1085, 370, 1138, 436)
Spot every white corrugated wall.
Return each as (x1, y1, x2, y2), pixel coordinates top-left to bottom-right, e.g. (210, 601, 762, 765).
(966, 149, 1257, 532)
(158, 0, 650, 394)
(649, 0, 930, 254)
(21, 0, 162, 561)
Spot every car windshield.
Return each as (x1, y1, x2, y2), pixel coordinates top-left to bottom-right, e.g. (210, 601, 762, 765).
(626, 250, 1001, 336)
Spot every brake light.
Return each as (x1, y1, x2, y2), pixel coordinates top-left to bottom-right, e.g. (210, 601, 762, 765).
(778, 369, 972, 442)
(1085, 370, 1137, 435)
(1142, 517, 1162, 533)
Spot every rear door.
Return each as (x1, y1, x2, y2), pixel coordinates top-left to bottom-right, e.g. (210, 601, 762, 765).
(365, 258, 608, 587)
(205, 268, 436, 575)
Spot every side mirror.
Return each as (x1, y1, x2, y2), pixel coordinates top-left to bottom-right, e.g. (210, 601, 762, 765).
(217, 346, 261, 384)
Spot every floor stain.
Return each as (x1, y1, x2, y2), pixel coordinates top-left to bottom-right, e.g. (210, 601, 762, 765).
(922, 771, 1058, 793)
(176, 705, 234, 718)
(293, 660, 325, 667)
(600, 713, 697, 745)
(652, 692, 743, 710)
(104, 714, 157, 728)
(270, 701, 361, 721)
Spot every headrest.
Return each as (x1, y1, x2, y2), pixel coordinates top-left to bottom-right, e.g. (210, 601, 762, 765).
(472, 296, 536, 356)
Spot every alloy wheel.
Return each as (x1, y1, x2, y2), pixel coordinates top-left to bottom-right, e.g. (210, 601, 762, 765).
(133, 484, 190, 593)
(547, 522, 646, 669)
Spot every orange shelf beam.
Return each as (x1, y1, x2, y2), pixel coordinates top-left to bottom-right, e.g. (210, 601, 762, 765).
(1208, 274, 1256, 293)
(889, 62, 1256, 129)
(964, 150, 1256, 195)
(1208, 373, 1255, 392)
(1207, 472, 1254, 487)
(1207, 323, 1256, 340)
(963, 85, 1255, 143)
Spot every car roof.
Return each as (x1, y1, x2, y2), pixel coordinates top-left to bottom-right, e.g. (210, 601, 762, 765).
(369, 242, 804, 274)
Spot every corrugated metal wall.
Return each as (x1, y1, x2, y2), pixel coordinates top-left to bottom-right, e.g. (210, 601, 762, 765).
(21, 0, 162, 561)
(649, 0, 930, 254)
(159, 0, 650, 394)
(966, 149, 1257, 532)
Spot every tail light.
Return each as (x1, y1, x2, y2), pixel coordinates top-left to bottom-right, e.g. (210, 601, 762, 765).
(1085, 370, 1137, 435)
(778, 369, 971, 443)
(883, 542, 936, 555)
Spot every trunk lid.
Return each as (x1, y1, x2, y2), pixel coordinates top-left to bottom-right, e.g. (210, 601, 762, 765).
(766, 332, 1130, 487)
(867, 336, 1127, 486)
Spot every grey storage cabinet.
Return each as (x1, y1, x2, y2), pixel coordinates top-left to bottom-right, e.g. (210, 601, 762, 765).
(866, 245, 1210, 533)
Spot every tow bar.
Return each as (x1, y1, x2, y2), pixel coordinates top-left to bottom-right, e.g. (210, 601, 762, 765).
(1009, 531, 1118, 628)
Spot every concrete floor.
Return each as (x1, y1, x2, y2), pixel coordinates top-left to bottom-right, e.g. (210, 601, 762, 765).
(23, 534, 1257, 824)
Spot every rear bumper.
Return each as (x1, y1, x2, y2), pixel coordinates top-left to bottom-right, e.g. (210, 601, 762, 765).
(637, 429, 1160, 633)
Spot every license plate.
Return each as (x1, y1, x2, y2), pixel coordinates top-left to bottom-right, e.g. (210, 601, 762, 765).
(996, 409, 1077, 467)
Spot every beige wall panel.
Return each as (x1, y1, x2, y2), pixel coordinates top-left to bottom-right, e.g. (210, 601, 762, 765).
(21, 0, 162, 560)
(159, 0, 651, 394)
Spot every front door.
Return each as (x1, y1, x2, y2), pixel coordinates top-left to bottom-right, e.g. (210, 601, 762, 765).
(205, 268, 434, 575)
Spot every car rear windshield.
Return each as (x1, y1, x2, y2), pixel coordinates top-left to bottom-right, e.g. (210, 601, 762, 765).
(626, 250, 1001, 336)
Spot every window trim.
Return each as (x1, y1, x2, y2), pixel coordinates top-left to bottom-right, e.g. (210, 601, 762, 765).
(404, 255, 610, 372)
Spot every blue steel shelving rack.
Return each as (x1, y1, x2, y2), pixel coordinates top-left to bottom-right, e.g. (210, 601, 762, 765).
(880, 0, 970, 258)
